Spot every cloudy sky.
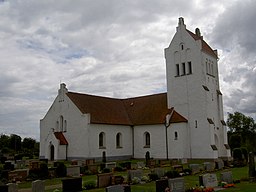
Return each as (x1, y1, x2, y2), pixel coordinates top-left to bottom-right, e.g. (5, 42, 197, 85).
(0, 0, 255, 140)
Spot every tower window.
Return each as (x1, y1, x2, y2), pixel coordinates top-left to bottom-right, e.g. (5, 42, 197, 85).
(174, 131, 178, 140)
(176, 64, 180, 76)
(182, 63, 186, 75)
(188, 61, 192, 74)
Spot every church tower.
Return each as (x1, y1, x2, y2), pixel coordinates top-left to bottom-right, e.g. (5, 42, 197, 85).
(165, 17, 230, 159)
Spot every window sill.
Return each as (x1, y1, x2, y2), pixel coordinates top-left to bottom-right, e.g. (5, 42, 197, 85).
(144, 145, 150, 148)
(99, 146, 106, 149)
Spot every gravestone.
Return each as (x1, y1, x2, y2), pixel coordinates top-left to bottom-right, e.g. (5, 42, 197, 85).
(189, 164, 200, 174)
(137, 161, 145, 169)
(152, 168, 165, 179)
(88, 164, 99, 174)
(66, 165, 80, 177)
(181, 158, 188, 164)
(156, 179, 169, 192)
(97, 173, 113, 188)
(8, 169, 29, 182)
(168, 177, 185, 192)
(85, 159, 95, 165)
(32, 180, 45, 192)
(62, 177, 82, 192)
(105, 162, 116, 170)
(203, 162, 215, 172)
(216, 159, 224, 169)
(0, 184, 8, 192)
(127, 169, 143, 183)
(220, 171, 233, 184)
(7, 183, 18, 192)
(248, 152, 256, 178)
(199, 173, 218, 188)
(106, 185, 124, 192)
(112, 175, 124, 185)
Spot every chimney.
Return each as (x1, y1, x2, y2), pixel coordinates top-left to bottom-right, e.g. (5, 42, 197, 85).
(178, 17, 184, 26)
(58, 83, 68, 102)
(195, 28, 201, 37)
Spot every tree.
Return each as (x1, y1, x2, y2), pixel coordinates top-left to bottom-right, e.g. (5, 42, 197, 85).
(9, 134, 22, 151)
(227, 111, 256, 153)
(0, 134, 10, 150)
(22, 137, 36, 149)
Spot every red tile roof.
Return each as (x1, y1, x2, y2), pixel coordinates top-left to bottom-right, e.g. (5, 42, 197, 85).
(54, 132, 68, 145)
(186, 29, 218, 59)
(66, 92, 187, 125)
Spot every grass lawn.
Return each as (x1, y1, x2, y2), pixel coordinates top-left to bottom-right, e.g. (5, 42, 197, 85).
(19, 166, 256, 192)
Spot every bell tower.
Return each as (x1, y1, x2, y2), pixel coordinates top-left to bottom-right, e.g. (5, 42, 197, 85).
(165, 17, 230, 159)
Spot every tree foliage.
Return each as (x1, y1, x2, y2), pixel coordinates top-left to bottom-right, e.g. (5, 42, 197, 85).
(227, 111, 256, 153)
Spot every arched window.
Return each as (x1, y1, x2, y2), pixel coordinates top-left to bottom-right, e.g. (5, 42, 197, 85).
(60, 116, 64, 132)
(174, 131, 178, 140)
(64, 120, 67, 132)
(99, 132, 106, 148)
(116, 133, 122, 148)
(144, 132, 150, 147)
(56, 121, 59, 132)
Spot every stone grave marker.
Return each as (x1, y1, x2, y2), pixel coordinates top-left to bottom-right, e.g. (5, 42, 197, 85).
(8, 169, 29, 182)
(168, 177, 185, 192)
(152, 167, 165, 179)
(181, 158, 188, 164)
(203, 162, 215, 172)
(249, 152, 256, 178)
(62, 177, 82, 192)
(127, 169, 143, 183)
(199, 173, 218, 188)
(159, 159, 170, 167)
(88, 164, 99, 174)
(155, 179, 169, 192)
(112, 175, 124, 185)
(189, 164, 200, 174)
(7, 183, 18, 192)
(220, 171, 233, 184)
(85, 159, 95, 165)
(32, 180, 45, 192)
(105, 162, 116, 170)
(66, 165, 80, 177)
(216, 159, 224, 169)
(137, 161, 145, 169)
(130, 163, 137, 170)
(106, 185, 124, 192)
(0, 183, 8, 192)
(97, 173, 113, 188)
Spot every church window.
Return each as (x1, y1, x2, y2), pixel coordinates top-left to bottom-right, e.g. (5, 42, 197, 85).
(116, 132, 122, 148)
(56, 121, 59, 132)
(99, 132, 106, 148)
(174, 131, 178, 140)
(182, 62, 186, 75)
(176, 64, 180, 76)
(144, 132, 150, 148)
(60, 116, 64, 132)
(64, 120, 67, 132)
(181, 44, 184, 50)
(195, 120, 198, 128)
(188, 61, 192, 74)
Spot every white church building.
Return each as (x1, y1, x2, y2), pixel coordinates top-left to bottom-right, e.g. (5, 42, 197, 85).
(40, 18, 231, 161)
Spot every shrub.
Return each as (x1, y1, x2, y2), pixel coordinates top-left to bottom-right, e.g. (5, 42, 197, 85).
(131, 177, 140, 184)
(102, 167, 110, 173)
(183, 168, 192, 175)
(233, 148, 243, 160)
(165, 170, 179, 178)
(39, 162, 49, 179)
(83, 180, 96, 190)
(114, 166, 123, 172)
(240, 147, 248, 163)
(148, 173, 159, 181)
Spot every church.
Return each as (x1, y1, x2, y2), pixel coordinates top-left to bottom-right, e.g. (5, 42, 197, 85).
(40, 18, 231, 161)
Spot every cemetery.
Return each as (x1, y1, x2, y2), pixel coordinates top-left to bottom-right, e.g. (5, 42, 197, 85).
(0, 154, 255, 192)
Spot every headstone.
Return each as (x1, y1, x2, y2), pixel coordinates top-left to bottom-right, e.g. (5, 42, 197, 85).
(189, 164, 200, 174)
(249, 152, 256, 178)
(131, 163, 137, 170)
(105, 162, 116, 170)
(152, 168, 165, 179)
(66, 165, 80, 177)
(85, 159, 95, 165)
(156, 179, 169, 192)
(199, 173, 218, 188)
(88, 164, 99, 174)
(62, 177, 82, 192)
(203, 162, 215, 172)
(172, 165, 183, 173)
(112, 175, 124, 185)
(32, 180, 45, 192)
(106, 185, 124, 192)
(220, 171, 233, 184)
(168, 178, 185, 192)
(8, 169, 29, 182)
(127, 170, 143, 183)
(159, 160, 170, 167)
(7, 183, 18, 192)
(181, 158, 187, 164)
(137, 161, 145, 169)
(97, 173, 113, 188)
(216, 159, 224, 169)
(0, 184, 8, 192)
